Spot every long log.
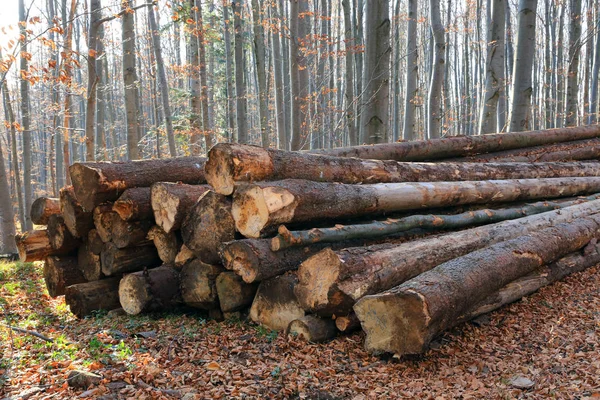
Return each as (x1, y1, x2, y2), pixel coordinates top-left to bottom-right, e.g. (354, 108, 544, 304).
(271, 195, 600, 251)
(100, 243, 161, 276)
(15, 230, 71, 262)
(206, 143, 600, 195)
(77, 241, 103, 281)
(232, 178, 600, 238)
(215, 271, 258, 313)
(181, 191, 236, 264)
(147, 226, 181, 264)
(353, 214, 600, 356)
(151, 182, 211, 233)
(30, 197, 60, 225)
(119, 266, 181, 315)
(112, 187, 153, 221)
(287, 315, 337, 343)
(309, 125, 600, 160)
(179, 259, 224, 310)
(44, 256, 86, 297)
(60, 186, 94, 238)
(295, 198, 600, 316)
(249, 273, 305, 331)
(65, 278, 121, 318)
(47, 215, 80, 253)
(69, 157, 207, 211)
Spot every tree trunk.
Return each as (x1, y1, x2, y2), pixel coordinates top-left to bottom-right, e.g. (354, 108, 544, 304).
(289, 0, 302, 150)
(69, 157, 206, 211)
(119, 266, 180, 315)
(402, 0, 418, 141)
(65, 278, 121, 318)
(122, 0, 141, 160)
(19, 0, 33, 230)
(110, 218, 153, 249)
(196, 0, 215, 150)
(59, 186, 95, 238)
(216, 271, 258, 313)
(0, 125, 17, 253)
(15, 230, 72, 262)
(342, 0, 358, 146)
(361, 0, 391, 144)
(147, 225, 181, 264)
(147, 4, 177, 156)
(479, 0, 506, 134)
(565, 0, 582, 126)
(232, 177, 600, 238)
(251, 0, 269, 148)
(180, 259, 224, 310)
(427, 0, 445, 139)
(249, 272, 305, 331)
(30, 197, 60, 226)
(181, 191, 235, 264)
(287, 315, 336, 342)
(189, 0, 202, 154)
(589, 11, 600, 124)
(112, 187, 152, 221)
(353, 214, 600, 356)
(508, 0, 538, 132)
(295, 197, 600, 316)
(150, 182, 210, 233)
(271, 1, 287, 149)
(47, 215, 80, 253)
(232, 0, 249, 144)
(309, 125, 600, 161)
(77, 241, 102, 281)
(223, 2, 236, 142)
(100, 243, 160, 276)
(44, 256, 86, 297)
(85, 0, 102, 161)
(206, 143, 600, 195)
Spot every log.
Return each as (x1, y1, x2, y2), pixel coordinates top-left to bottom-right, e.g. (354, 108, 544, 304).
(119, 266, 181, 315)
(77, 241, 103, 281)
(65, 278, 121, 318)
(206, 143, 600, 195)
(215, 271, 258, 313)
(287, 315, 337, 343)
(181, 191, 236, 264)
(151, 182, 211, 233)
(232, 178, 600, 238)
(270, 195, 600, 251)
(100, 243, 161, 276)
(335, 313, 361, 333)
(249, 273, 305, 331)
(295, 198, 600, 316)
(69, 157, 207, 211)
(30, 197, 60, 225)
(87, 229, 104, 255)
(43, 256, 86, 297)
(15, 230, 71, 262)
(60, 186, 94, 238)
(353, 214, 600, 356)
(179, 259, 224, 310)
(175, 244, 195, 265)
(309, 125, 600, 161)
(93, 204, 119, 242)
(147, 226, 181, 264)
(47, 214, 80, 253)
(110, 218, 153, 249)
(112, 187, 153, 221)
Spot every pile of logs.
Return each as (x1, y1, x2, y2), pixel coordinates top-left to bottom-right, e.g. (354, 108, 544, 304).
(15, 125, 600, 357)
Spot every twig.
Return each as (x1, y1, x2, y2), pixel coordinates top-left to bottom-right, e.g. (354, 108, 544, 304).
(1, 324, 54, 342)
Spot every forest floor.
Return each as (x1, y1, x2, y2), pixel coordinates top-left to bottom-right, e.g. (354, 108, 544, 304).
(0, 261, 599, 400)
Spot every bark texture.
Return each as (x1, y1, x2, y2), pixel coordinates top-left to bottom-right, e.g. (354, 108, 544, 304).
(287, 315, 337, 343)
(30, 197, 61, 225)
(60, 186, 94, 238)
(119, 266, 181, 315)
(147, 226, 181, 264)
(249, 272, 305, 331)
(112, 187, 152, 221)
(216, 271, 258, 313)
(180, 259, 224, 310)
(44, 256, 86, 297)
(151, 183, 211, 233)
(65, 278, 121, 318)
(100, 243, 161, 276)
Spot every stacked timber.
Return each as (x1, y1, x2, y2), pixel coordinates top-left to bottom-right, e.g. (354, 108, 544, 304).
(16, 125, 600, 357)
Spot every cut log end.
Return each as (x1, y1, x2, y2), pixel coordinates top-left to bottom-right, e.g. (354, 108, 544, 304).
(249, 273, 305, 331)
(30, 197, 60, 225)
(205, 146, 237, 196)
(232, 185, 271, 238)
(334, 313, 361, 333)
(151, 184, 181, 233)
(219, 241, 259, 283)
(119, 274, 152, 315)
(215, 271, 258, 313)
(112, 200, 135, 221)
(69, 164, 113, 212)
(287, 315, 337, 343)
(44, 256, 86, 297)
(180, 260, 224, 310)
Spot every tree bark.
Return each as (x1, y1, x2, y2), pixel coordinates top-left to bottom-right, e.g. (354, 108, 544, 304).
(110, 218, 153, 249)
(15, 230, 72, 262)
(427, 0, 445, 139)
(232, 177, 600, 238)
(65, 278, 121, 318)
(402, 0, 418, 141)
(93, 204, 119, 243)
(222, 2, 236, 142)
(508, 0, 538, 132)
(206, 143, 600, 195)
(100, 243, 160, 276)
(295, 197, 600, 317)
(60, 186, 95, 238)
(181, 191, 235, 264)
(151, 182, 210, 233)
(180, 259, 224, 310)
(589, 10, 600, 124)
(341, 0, 358, 146)
(195, 0, 215, 151)
(30, 197, 60, 225)
(47, 215, 80, 253)
(232, 0, 249, 144)
(119, 266, 180, 315)
(85, 0, 102, 161)
(216, 271, 258, 313)
(87, 229, 104, 255)
(112, 187, 152, 221)
(287, 315, 336, 343)
(69, 157, 206, 211)
(44, 256, 86, 297)
(249, 272, 305, 331)
(353, 214, 600, 356)
(19, 0, 33, 230)
(565, 0, 582, 126)
(189, 0, 202, 154)
(270, 1, 287, 149)
(122, 0, 141, 160)
(0, 124, 16, 253)
(77, 241, 103, 281)
(147, 226, 181, 264)
(251, 0, 269, 148)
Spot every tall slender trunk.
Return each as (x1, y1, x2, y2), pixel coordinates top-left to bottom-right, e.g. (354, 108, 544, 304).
(297, 0, 311, 150)
(355, 0, 364, 142)
(223, 1, 236, 142)
(85, 0, 101, 161)
(233, 0, 249, 143)
(590, 4, 600, 124)
(189, 0, 201, 153)
(290, 0, 302, 150)
(403, 0, 418, 141)
(427, 0, 445, 139)
(251, 0, 269, 147)
(271, 1, 287, 149)
(508, 0, 538, 132)
(479, 0, 507, 134)
(556, 5, 565, 128)
(122, 0, 141, 160)
(196, 0, 215, 151)
(96, 21, 107, 160)
(565, 0, 582, 126)
(342, 0, 358, 145)
(543, 0, 553, 129)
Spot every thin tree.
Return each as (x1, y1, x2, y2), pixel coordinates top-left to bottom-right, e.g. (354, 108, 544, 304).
(232, 0, 249, 143)
(85, 0, 102, 161)
(565, 0, 582, 126)
(270, 1, 287, 149)
(0, 120, 17, 251)
(403, 0, 418, 141)
(342, 0, 358, 145)
(252, 0, 269, 147)
(508, 0, 538, 132)
(196, 0, 215, 151)
(122, 0, 141, 160)
(427, 0, 446, 139)
(589, 6, 600, 124)
(289, 0, 303, 150)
